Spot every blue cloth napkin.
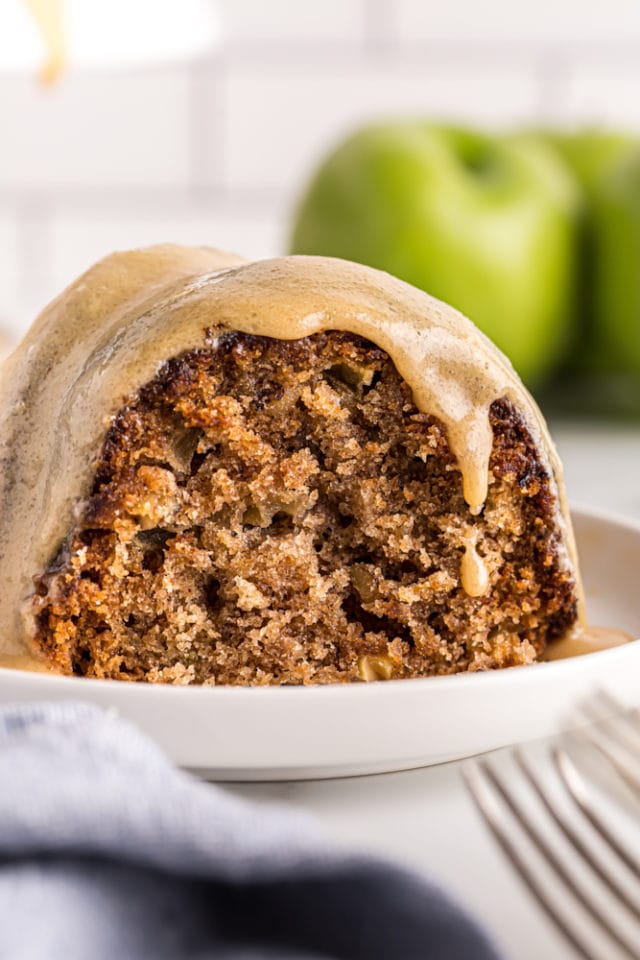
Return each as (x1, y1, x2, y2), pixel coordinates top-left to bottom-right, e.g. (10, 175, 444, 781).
(0, 703, 500, 959)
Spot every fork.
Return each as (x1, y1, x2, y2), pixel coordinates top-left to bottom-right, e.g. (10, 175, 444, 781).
(463, 693, 640, 960)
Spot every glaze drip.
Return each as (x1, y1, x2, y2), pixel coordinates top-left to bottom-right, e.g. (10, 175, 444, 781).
(459, 529, 489, 598)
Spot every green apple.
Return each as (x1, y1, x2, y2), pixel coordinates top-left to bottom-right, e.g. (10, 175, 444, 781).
(541, 130, 640, 376)
(590, 147, 640, 373)
(542, 130, 637, 195)
(290, 124, 581, 386)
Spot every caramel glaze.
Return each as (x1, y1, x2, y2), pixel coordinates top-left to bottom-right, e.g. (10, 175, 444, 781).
(459, 529, 489, 599)
(0, 244, 587, 665)
(542, 626, 633, 661)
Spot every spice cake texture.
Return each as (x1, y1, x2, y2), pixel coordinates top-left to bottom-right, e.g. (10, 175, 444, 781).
(32, 329, 577, 685)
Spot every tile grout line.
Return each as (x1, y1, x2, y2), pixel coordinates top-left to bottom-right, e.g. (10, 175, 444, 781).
(0, 187, 285, 218)
(534, 53, 572, 124)
(215, 39, 640, 68)
(187, 51, 228, 201)
(14, 197, 54, 327)
(363, 0, 397, 60)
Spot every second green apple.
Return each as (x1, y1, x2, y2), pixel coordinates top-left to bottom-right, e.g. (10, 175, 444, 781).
(291, 124, 581, 387)
(547, 131, 640, 375)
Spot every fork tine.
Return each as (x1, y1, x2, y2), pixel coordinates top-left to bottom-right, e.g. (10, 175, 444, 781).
(581, 693, 640, 756)
(554, 748, 640, 879)
(481, 761, 640, 960)
(514, 749, 640, 921)
(596, 694, 640, 747)
(593, 691, 640, 732)
(463, 761, 602, 960)
(478, 759, 640, 959)
(572, 727, 640, 802)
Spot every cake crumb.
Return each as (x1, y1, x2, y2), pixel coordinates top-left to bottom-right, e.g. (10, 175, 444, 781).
(31, 331, 577, 685)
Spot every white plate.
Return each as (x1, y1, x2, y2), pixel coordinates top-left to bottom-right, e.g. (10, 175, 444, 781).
(1, 506, 639, 780)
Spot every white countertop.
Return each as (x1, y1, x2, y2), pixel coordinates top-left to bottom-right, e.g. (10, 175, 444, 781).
(554, 422, 640, 522)
(223, 424, 640, 960)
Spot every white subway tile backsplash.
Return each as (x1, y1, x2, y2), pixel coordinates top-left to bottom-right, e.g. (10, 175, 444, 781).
(1, 0, 640, 338)
(0, 218, 18, 334)
(397, 0, 640, 46)
(49, 210, 285, 297)
(0, 66, 193, 188)
(564, 63, 640, 126)
(219, 0, 366, 44)
(222, 61, 540, 193)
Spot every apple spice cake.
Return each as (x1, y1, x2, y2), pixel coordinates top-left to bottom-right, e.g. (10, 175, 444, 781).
(0, 247, 580, 684)
(32, 331, 577, 685)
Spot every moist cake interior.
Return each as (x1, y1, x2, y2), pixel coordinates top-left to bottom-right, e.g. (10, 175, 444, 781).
(32, 330, 577, 685)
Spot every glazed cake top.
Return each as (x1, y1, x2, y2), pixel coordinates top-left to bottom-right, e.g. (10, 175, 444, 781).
(0, 244, 581, 656)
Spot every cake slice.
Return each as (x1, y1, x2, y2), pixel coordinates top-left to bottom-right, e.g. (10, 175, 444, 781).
(0, 246, 581, 684)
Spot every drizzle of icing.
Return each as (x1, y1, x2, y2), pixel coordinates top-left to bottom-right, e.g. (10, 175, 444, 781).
(542, 625, 633, 661)
(0, 245, 584, 659)
(459, 529, 489, 598)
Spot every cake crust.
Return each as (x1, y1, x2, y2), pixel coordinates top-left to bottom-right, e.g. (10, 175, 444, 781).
(32, 330, 577, 685)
